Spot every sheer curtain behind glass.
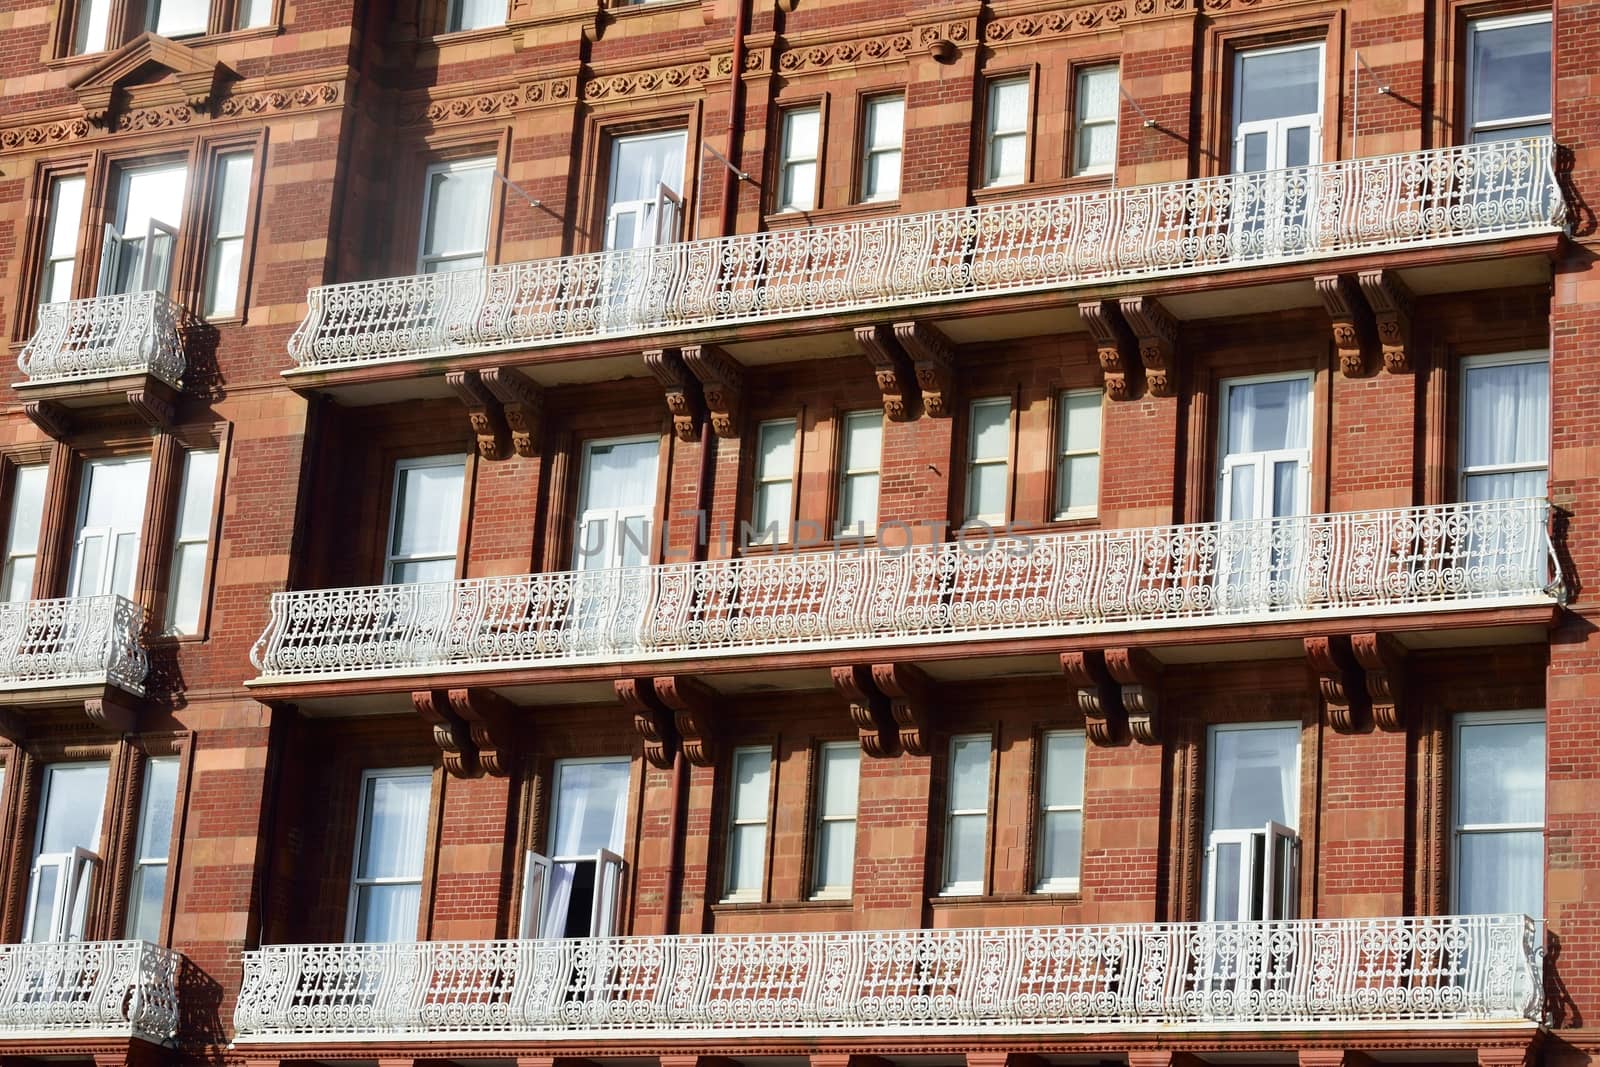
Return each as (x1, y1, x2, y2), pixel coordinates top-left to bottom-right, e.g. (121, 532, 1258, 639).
(351, 771, 430, 942)
(1462, 357, 1549, 501)
(447, 0, 505, 31)
(387, 459, 465, 584)
(546, 759, 630, 937)
(1455, 716, 1544, 919)
(576, 439, 659, 570)
(1209, 724, 1299, 832)
(420, 162, 494, 274)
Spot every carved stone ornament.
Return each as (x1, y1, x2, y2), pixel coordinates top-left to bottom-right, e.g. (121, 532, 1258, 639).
(480, 366, 544, 458)
(1118, 295, 1181, 398)
(644, 348, 703, 443)
(84, 688, 140, 734)
(1358, 269, 1415, 374)
(680, 344, 744, 439)
(1079, 300, 1142, 401)
(126, 385, 178, 432)
(1105, 646, 1164, 744)
(892, 321, 957, 418)
(1304, 634, 1370, 733)
(617, 677, 678, 769)
(831, 664, 896, 757)
(23, 401, 72, 440)
(446, 369, 510, 460)
(68, 33, 234, 127)
(1315, 273, 1376, 378)
(1061, 650, 1124, 746)
(870, 662, 936, 755)
(413, 688, 477, 778)
(447, 687, 516, 777)
(855, 324, 919, 421)
(1351, 631, 1409, 731)
(654, 675, 721, 766)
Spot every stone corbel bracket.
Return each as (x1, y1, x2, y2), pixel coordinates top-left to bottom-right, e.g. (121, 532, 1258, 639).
(1357, 270, 1415, 374)
(644, 347, 705, 443)
(1061, 650, 1125, 746)
(480, 366, 544, 458)
(618, 677, 680, 769)
(1315, 273, 1377, 378)
(870, 662, 936, 755)
(412, 687, 518, 777)
(446, 369, 511, 460)
(654, 675, 721, 766)
(1078, 300, 1143, 401)
(855, 324, 920, 422)
(413, 688, 477, 778)
(892, 321, 957, 418)
(84, 687, 141, 735)
(1351, 631, 1409, 731)
(1105, 646, 1164, 744)
(1304, 634, 1371, 733)
(1118, 296, 1181, 398)
(681, 344, 745, 439)
(831, 664, 897, 757)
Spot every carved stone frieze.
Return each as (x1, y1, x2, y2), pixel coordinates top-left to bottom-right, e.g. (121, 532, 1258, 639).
(218, 82, 342, 118)
(446, 369, 510, 460)
(1315, 274, 1376, 377)
(776, 32, 914, 75)
(870, 662, 935, 756)
(523, 76, 578, 109)
(585, 56, 731, 101)
(654, 675, 721, 766)
(1105, 646, 1164, 744)
(831, 664, 895, 757)
(985, 0, 1187, 44)
(1357, 269, 1415, 374)
(680, 344, 744, 438)
(480, 366, 544, 458)
(892, 321, 956, 418)
(855, 324, 919, 421)
(617, 677, 678, 769)
(1351, 631, 1409, 731)
(1061, 650, 1124, 746)
(1304, 634, 1370, 733)
(0, 116, 91, 152)
(644, 348, 703, 443)
(1079, 300, 1141, 401)
(1119, 296, 1181, 398)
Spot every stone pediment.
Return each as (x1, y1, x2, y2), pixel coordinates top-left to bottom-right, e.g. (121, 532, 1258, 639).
(67, 32, 234, 126)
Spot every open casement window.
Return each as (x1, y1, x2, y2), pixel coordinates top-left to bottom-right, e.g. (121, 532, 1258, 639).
(574, 437, 658, 571)
(1203, 723, 1300, 921)
(545, 758, 630, 938)
(604, 131, 687, 252)
(25, 762, 110, 943)
(518, 851, 552, 937)
(1453, 712, 1545, 918)
(99, 163, 187, 298)
(417, 159, 495, 275)
(1459, 352, 1549, 502)
(1466, 13, 1552, 144)
(347, 769, 430, 943)
(1231, 43, 1322, 252)
(70, 457, 152, 601)
(384, 456, 467, 585)
(2, 466, 48, 603)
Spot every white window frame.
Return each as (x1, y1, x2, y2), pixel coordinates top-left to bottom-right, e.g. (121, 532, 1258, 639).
(965, 397, 1012, 525)
(750, 419, 797, 546)
(2, 465, 48, 603)
(444, 0, 506, 32)
(1465, 12, 1552, 144)
(1216, 371, 1313, 523)
(941, 734, 992, 896)
(984, 76, 1030, 188)
(777, 107, 821, 213)
(605, 130, 688, 252)
(73, 0, 111, 54)
(1458, 350, 1550, 502)
(100, 163, 187, 298)
(416, 158, 496, 275)
(41, 175, 86, 306)
(835, 409, 883, 537)
(810, 741, 860, 900)
(69, 456, 151, 601)
(126, 756, 180, 943)
(546, 756, 631, 938)
(1055, 388, 1102, 520)
(1451, 709, 1546, 917)
(25, 761, 109, 944)
(722, 745, 772, 903)
(1202, 722, 1301, 922)
(574, 435, 659, 571)
(859, 94, 905, 203)
(165, 448, 219, 635)
(146, 0, 208, 38)
(1231, 41, 1324, 174)
(345, 766, 431, 943)
(383, 454, 467, 585)
(204, 152, 253, 318)
(1073, 65, 1120, 177)
(1034, 730, 1086, 894)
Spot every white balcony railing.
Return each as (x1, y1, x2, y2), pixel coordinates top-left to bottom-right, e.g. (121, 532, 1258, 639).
(233, 914, 1542, 1041)
(287, 138, 1564, 371)
(250, 498, 1559, 683)
(0, 940, 181, 1043)
(0, 595, 150, 696)
(17, 291, 186, 387)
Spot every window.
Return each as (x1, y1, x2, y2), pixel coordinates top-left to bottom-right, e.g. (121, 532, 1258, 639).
(445, 0, 504, 31)
(860, 94, 905, 203)
(1232, 43, 1323, 173)
(70, 456, 151, 601)
(1466, 13, 1551, 143)
(545, 758, 630, 937)
(836, 410, 882, 537)
(347, 768, 430, 943)
(126, 757, 179, 942)
(1204, 723, 1300, 921)
(810, 742, 859, 898)
(166, 449, 219, 634)
(417, 158, 494, 274)
(101, 163, 187, 297)
(1073, 65, 1120, 176)
(41, 176, 85, 306)
(73, 0, 111, 54)
(984, 77, 1029, 187)
(1055, 390, 1102, 519)
(777, 107, 821, 213)
(385, 456, 466, 584)
(1218, 375, 1311, 522)
(1035, 731, 1086, 892)
(2, 466, 47, 603)
(942, 734, 991, 895)
(147, 0, 208, 37)
(965, 398, 1011, 524)
(575, 437, 658, 570)
(1453, 712, 1544, 918)
(204, 153, 253, 317)
(750, 420, 796, 545)
(1460, 352, 1549, 501)
(26, 762, 109, 943)
(237, 0, 272, 26)
(605, 131, 687, 251)
(723, 747, 771, 902)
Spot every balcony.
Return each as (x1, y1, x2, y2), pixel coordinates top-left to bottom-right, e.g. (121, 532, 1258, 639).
(0, 595, 150, 698)
(249, 498, 1560, 693)
(285, 138, 1564, 381)
(0, 940, 181, 1044)
(232, 914, 1541, 1043)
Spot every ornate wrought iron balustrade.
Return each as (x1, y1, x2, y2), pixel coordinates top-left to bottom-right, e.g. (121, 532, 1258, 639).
(233, 914, 1542, 1040)
(0, 940, 181, 1043)
(287, 138, 1564, 370)
(250, 498, 1560, 683)
(0, 595, 150, 696)
(17, 291, 186, 387)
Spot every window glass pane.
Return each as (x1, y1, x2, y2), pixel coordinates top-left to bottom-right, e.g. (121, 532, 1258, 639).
(152, 0, 208, 37)
(758, 421, 796, 478)
(74, 0, 110, 53)
(990, 135, 1026, 185)
(1060, 391, 1102, 452)
(390, 558, 456, 585)
(990, 78, 1029, 133)
(818, 744, 860, 818)
(1462, 360, 1549, 469)
(448, 0, 504, 30)
(732, 749, 770, 822)
(28, 865, 61, 943)
(1237, 46, 1321, 123)
(1058, 455, 1100, 515)
(422, 162, 493, 260)
(111, 531, 138, 600)
(1041, 732, 1085, 808)
(1471, 20, 1551, 126)
(1209, 724, 1298, 831)
(238, 0, 272, 27)
(1458, 720, 1544, 825)
(841, 472, 879, 532)
(1458, 831, 1543, 917)
(355, 883, 422, 943)
(38, 763, 110, 855)
(1077, 123, 1117, 173)
(754, 481, 792, 537)
(865, 149, 901, 201)
(945, 813, 985, 887)
(967, 464, 1007, 520)
(782, 161, 817, 212)
(581, 440, 660, 511)
(611, 132, 688, 204)
(843, 411, 883, 468)
(783, 108, 820, 161)
(43, 177, 85, 303)
(970, 400, 1010, 460)
(175, 450, 218, 542)
(357, 773, 430, 880)
(1226, 378, 1309, 453)
(1079, 66, 1119, 123)
(949, 735, 990, 811)
(4, 466, 47, 601)
(867, 97, 904, 150)
(1039, 809, 1083, 883)
(136, 758, 179, 864)
(816, 820, 855, 890)
(390, 460, 465, 559)
(80, 458, 151, 530)
(550, 759, 630, 857)
(727, 823, 766, 896)
(213, 153, 253, 234)
(129, 865, 167, 942)
(118, 164, 187, 238)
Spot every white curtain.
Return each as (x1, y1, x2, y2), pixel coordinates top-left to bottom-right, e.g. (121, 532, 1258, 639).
(581, 441, 658, 512)
(424, 166, 493, 260)
(1226, 378, 1309, 455)
(610, 133, 687, 204)
(1464, 361, 1548, 469)
(1211, 725, 1298, 830)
